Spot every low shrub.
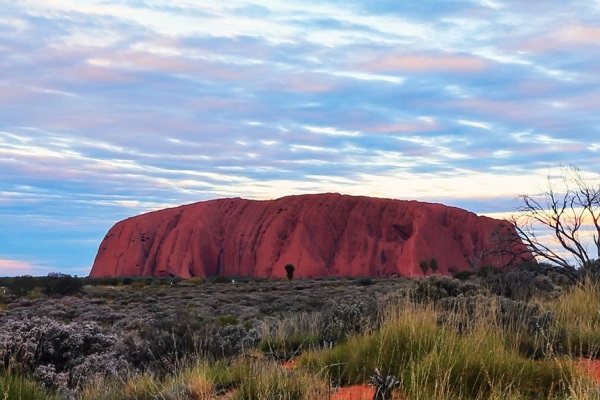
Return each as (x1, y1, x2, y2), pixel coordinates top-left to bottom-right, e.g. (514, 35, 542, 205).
(319, 295, 379, 340)
(452, 269, 476, 281)
(5, 275, 38, 296)
(0, 317, 127, 392)
(483, 266, 561, 301)
(411, 275, 480, 303)
(215, 314, 239, 326)
(117, 308, 205, 372)
(211, 276, 232, 284)
(354, 277, 373, 286)
(205, 325, 261, 359)
(43, 273, 84, 296)
(260, 333, 321, 360)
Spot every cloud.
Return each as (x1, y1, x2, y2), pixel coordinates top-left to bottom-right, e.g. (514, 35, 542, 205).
(519, 24, 600, 54)
(1, 0, 600, 276)
(0, 259, 51, 277)
(360, 53, 489, 73)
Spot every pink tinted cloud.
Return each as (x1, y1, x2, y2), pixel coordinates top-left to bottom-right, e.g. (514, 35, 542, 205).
(68, 50, 208, 84)
(519, 24, 600, 53)
(369, 121, 439, 134)
(563, 25, 600, 44)
(71, 64, 137, 84)
(277, 73, 336, 93)
(0, 258, 37, 275)
(0, 85, 28, 105)
(448, 99, 533, 123)
(360, 53, 489, 73)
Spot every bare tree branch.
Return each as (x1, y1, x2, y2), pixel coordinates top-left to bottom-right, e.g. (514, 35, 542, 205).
(512, 166, 600, 277)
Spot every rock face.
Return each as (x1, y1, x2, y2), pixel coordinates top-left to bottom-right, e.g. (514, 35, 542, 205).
(90, 193, 531, 278)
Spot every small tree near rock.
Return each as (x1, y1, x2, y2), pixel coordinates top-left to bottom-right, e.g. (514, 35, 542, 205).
(284, 263, 295, 281)
(419, 260, 429, 276)
(430, 258, 438, 274)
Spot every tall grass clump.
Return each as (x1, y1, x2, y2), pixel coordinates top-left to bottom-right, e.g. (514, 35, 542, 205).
(299, 302, 442, 385)
(405, 328, 575, 399)
(234, 359, 329, 400)
(78, 358, 330, 400)
(299, 296, 581, 399)
(259, 312, 322, 360)
(547, 279, 600, 358)
(0, 371, 59, 400)
(79, 366, 214, 400)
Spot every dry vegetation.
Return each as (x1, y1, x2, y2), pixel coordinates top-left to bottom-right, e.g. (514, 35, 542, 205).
(1, 266, 600, 399)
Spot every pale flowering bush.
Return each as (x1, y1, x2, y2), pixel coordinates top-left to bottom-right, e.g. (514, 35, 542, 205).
(320, 295, 379, 340)
(205, 324, 261, 359)
(0, 316, 129, 392)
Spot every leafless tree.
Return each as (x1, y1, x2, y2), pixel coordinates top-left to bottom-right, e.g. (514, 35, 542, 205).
(512, 166, 600, 278)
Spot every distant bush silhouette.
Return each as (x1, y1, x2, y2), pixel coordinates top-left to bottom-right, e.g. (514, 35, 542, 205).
(419, 260, 429, 275)
(5, 275, 38, 296)
(43, 273, 83, 296)
(453, 270, 476, 281)
(285, 263, 295, 281)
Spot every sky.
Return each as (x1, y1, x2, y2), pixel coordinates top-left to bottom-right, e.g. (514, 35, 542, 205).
(1, 1, 600, 277)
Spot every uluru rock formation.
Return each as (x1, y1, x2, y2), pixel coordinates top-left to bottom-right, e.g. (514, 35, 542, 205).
(90, 193, 532, 278)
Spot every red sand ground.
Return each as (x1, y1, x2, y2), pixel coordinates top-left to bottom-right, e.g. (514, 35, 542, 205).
(331, 385, 376, 400)
(282, 361, 406, 399)
(331, 385, 408, 400)
(580, 359, 600, 383)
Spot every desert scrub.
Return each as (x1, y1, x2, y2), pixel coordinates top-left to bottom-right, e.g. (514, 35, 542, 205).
(215, 314, 239, 326)
(260, 332, 321, 361)
(437, 295, 558, 359)
(260, 311, 322, 360)
(319, 294, 379, 340)
(482, 265, 562, 301)
(204, 324, 261, 359)
(409, 275, 482, 304)
(0, 316, 127, 392)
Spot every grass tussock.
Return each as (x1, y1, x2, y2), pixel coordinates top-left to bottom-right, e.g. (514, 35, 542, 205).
(0, 371, 59, 400)
(75, 358, 329, 400)
(547, 279, 600, 358)
(299, 298, 582, 399)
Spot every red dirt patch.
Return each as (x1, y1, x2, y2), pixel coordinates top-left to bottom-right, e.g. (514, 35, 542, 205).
(331, 385, 375, 400)
(331, 385, 407, 400)
(580, 359, 600, 384)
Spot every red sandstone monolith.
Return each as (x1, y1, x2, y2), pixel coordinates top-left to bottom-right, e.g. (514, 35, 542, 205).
(89, 193, 532, 278)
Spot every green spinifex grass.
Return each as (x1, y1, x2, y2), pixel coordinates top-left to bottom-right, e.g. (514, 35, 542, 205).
(0, 371, 59, 400)
(299, 300, 581, 399)
(548, 279, 600, 359)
